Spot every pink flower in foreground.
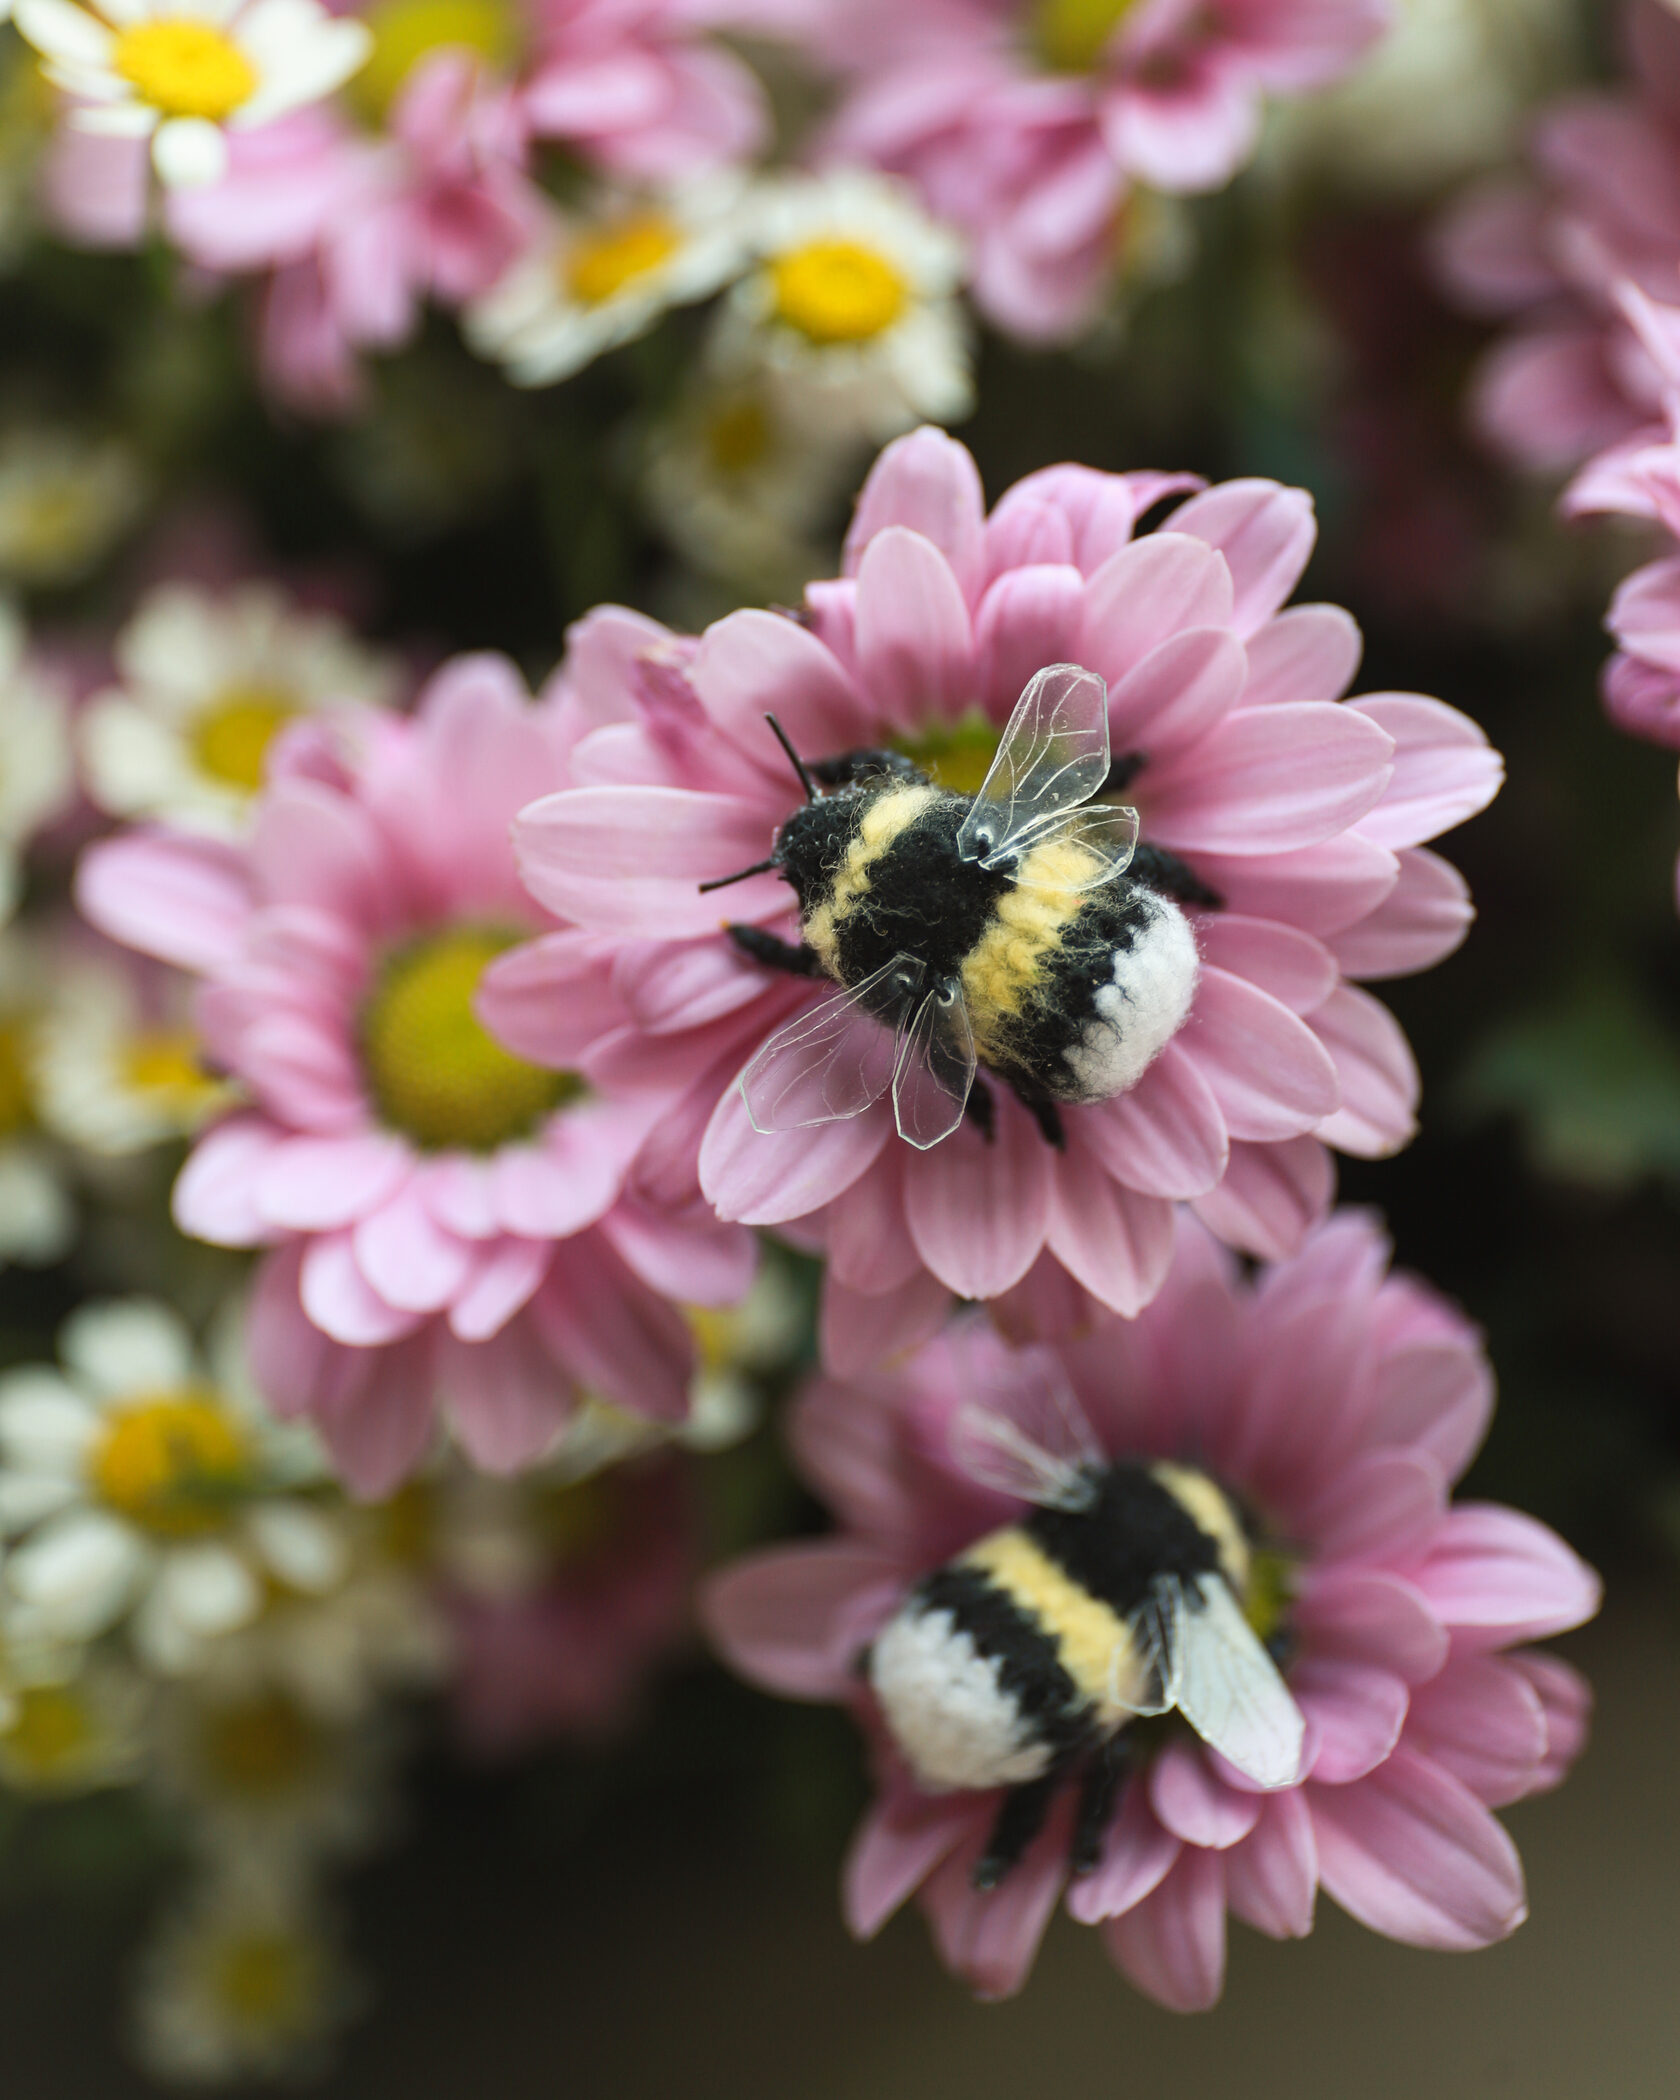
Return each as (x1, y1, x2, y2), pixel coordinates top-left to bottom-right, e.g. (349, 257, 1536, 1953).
(1434, 0, 1680, 472)
(504, 427, 1502, 1369)
(77, 654, 751, 1495)
(817, 0, 1388, 338)
(704, 1211, 1600, 2006)
(439, 1452, 696, 1756)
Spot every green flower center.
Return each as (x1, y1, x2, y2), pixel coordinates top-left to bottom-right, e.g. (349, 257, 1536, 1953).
(890, 711, 1003, 797)
(1030, 0, 1141, 74)
(359, 927, 577, 1153)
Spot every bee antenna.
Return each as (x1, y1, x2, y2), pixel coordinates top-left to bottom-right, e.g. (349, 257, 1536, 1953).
(765, 713, 817, 804)
(698, 858, 779, 894)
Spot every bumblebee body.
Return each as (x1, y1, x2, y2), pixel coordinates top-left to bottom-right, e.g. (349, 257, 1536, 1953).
(744, 761, 1201, 1135)
(868, 1458, 1264, 1885)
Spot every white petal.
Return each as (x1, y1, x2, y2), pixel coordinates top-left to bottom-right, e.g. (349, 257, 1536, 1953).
(0, 1148, 75, 1263)
(245, 1500, 348, 1595)
(70, 100, 160, 135)
(14, 0, 115, 69)
(61, 1298, 198, 1401)
(236, 14, 370, 124)
(0, 1475, 80, 1532)
(7, 1512, 146, 1637)
(153, 1541, 260, 1636)
(152, 116, 228, 190)
(0, 1369, 99, 1473)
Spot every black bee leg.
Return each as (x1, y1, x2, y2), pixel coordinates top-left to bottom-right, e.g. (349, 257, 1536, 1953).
(973, 1772, 1062, 1892)
(1102, 751, 1148, 796)
(1071, 1736, 1133, 1877)
(726, 925, 825, 976)
(1127, 844, 1224, 911)
(1003, 1076, 1066, 1150)
(964, 1075, 997, 1143)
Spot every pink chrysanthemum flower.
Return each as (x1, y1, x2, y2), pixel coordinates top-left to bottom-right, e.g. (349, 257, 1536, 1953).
(815, 0, 1389, 339)
(506, 427, 1501, 1368)
(76, 654, 752, 1495)
(704, 1211, 1600, 2007)
(1434, 0, 1680, 473)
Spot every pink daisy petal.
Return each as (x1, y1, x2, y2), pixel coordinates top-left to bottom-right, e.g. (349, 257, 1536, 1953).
(1293, 1566, 1449, 1686)
(1330, 848, 1474, 981)
(1166, 479, 1318, 637)
(447, 1238, 550, 1342)
(249, 779, 396, 931)
(1197, 916, 1339, 1016)
(1184, 966, 1342, 1143)
(309, 1330, 438, 1500)
(974, 563, 1086, 712)
(819, 1270, 954, 1378)
(920, 1806, 1073, 2001)
(1294, 1658, 1410, 1785)
(1079, 1044, 1229, 1200)
(904, 1110, 1054, 1299)
(490, 1125, 625, 1240)
(437, 1321, 574, 1475)
(1189, 1133, 1333, 1261)
(1148, 1741, 1262, 1849)
(1309, 1450, 1448, 1567)
(1351, 696, 1504, 850)
(1223, 1789, 1318, 1939)
(1147, 702, 1395, 857)
(701, 1543, 906, 1701)
(826, 1151, 926, 1294)
(1043, 1147, 1175, 1317)
(474, 932, 630, 1067)
(238, 1011, 367, 1134)
(1078, 532, 1234, 690)
(842, 426, 988, 602)
(1311, 1745, 1527, 1951)
(844, 1781, 983, 1940)
(416, 1155, 499, 1241)
(1406, 1506, 1603, 1648)
(352, 1190, 475, 1314)
(690, 609, 874, 763)
(1241, 604, 1362, 708)
(253, 1132, 413, 1233)
(1193, 833, 1399, 940)
(1064, 1781, 1180, 1925)
(853, 527, 976, 727)
(75, 831, 252, 974)
(531, 1236, 693, 1421)
(1105, 625, 1249, 761)
(172, 1116, 288, 1246)
(300, 1231, 428, 1348)
(597, 1201, 757, 1307)
(979, 492, 1076, 576)
(1365, 1337, 1494, 1487)
(1101, 1845, 1228, 2013)
(1310, 984, 1420, 1159)
(700, 1085, 893, 1227)
(1507, 1653, 1593, 1795)
(1404, 1655, 1548, 1809)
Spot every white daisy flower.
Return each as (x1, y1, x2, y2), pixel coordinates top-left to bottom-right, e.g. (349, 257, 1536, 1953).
(465, 178, 751, 389)
(0, 426, 145, 585)
(132, 1855, 359, 2087)
(0, 601, 72, 927)
(32, 948, 236, 1156)
(720, 170, 974, 443)
(79, 580, 402, 839)
(641, 370, 862, 601)
(13, 0, 373, 191)
(0, 928, 75, 1268)
(0, 1297, 351, 1675)
(0, 1651, 148, 1794)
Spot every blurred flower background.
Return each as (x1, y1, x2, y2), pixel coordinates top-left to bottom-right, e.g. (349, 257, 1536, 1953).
(0, 0, 1674, 2092)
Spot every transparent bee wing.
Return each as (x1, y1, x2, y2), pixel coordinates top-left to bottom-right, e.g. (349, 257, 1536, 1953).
(948, 1334, 1105, 1514)
(738, 954, 924, 1133)
(956, 663, 1111, 871)
(1110, 1594, 1175, 1718)
(891, 976, 977, 1151)
(1152, 1572, 1306, 1789)
(1007, 800, 1141, 895)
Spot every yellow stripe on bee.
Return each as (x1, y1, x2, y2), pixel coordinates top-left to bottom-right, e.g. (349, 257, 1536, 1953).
(804, 782, 941, 974)
(959, 830, 1107, 1057)
(959, 1525, 1148, 1724)
(1150, 1463, 1251, 1594)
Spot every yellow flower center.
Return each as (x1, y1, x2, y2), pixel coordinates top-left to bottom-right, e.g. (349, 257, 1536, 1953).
(891, 711, 1002, 797)
(1031, 0, 1141, 74)
(0, 1020, 35, 1138)
(770, 240, 907, 344)
(1241, 1547, 1296, 1648)
(90, 1393, 248, 1538)
(209, 1930, 316, 2031)
(566, 214, 683, 306)
(122, 1026, 224, 1109)
(190, 684, 299, 793)
(200, 1690, 326, 1798)
(111, 20, 258, 122)
(702, 397, 773, 475)
(354, 0, 518, 123)
(359, 927, 577, 1152)
(2, 1685, 93, 1781)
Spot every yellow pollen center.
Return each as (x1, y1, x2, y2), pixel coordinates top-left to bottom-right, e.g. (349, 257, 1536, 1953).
(111, 21, 258, 122)
(90, 1393, 248, 1537)
(191, 685, 299, 793)
(360, 927, 577, 1152)
(201, 1691, 326, 1798)
(565, 214, 683, 306)
(0, 1020, 34, 1137)
(891, 710, 1002, 796)
(702, 398, 773, 475)
(1242, 1547, 1296, 1647)
(3, 1685, 93, 1779)
(210, 1931, 315, 2029)
(1031, 0, 1141, 74)
(353, 0, 516, 122)
(122, 1026, 220, 1104)
(770, 240, 907, 344)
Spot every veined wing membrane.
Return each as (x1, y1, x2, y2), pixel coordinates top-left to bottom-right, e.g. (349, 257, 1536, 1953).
(947, 1331, 1105, 1514)
(892, 978, 976, 1151)
(1154, 1573, 1306, 1789)
(1009, 801, 1141, 894)
(958, 663, 1111, 871)
(738, 955, 924, 1132)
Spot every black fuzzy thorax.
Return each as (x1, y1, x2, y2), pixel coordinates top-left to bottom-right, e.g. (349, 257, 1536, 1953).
(1025, 1463, 1225, 1616)
(911, 1563, 1094, 1759)
(773, 792, 867, 913)
(830, 793, 1015, 988)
